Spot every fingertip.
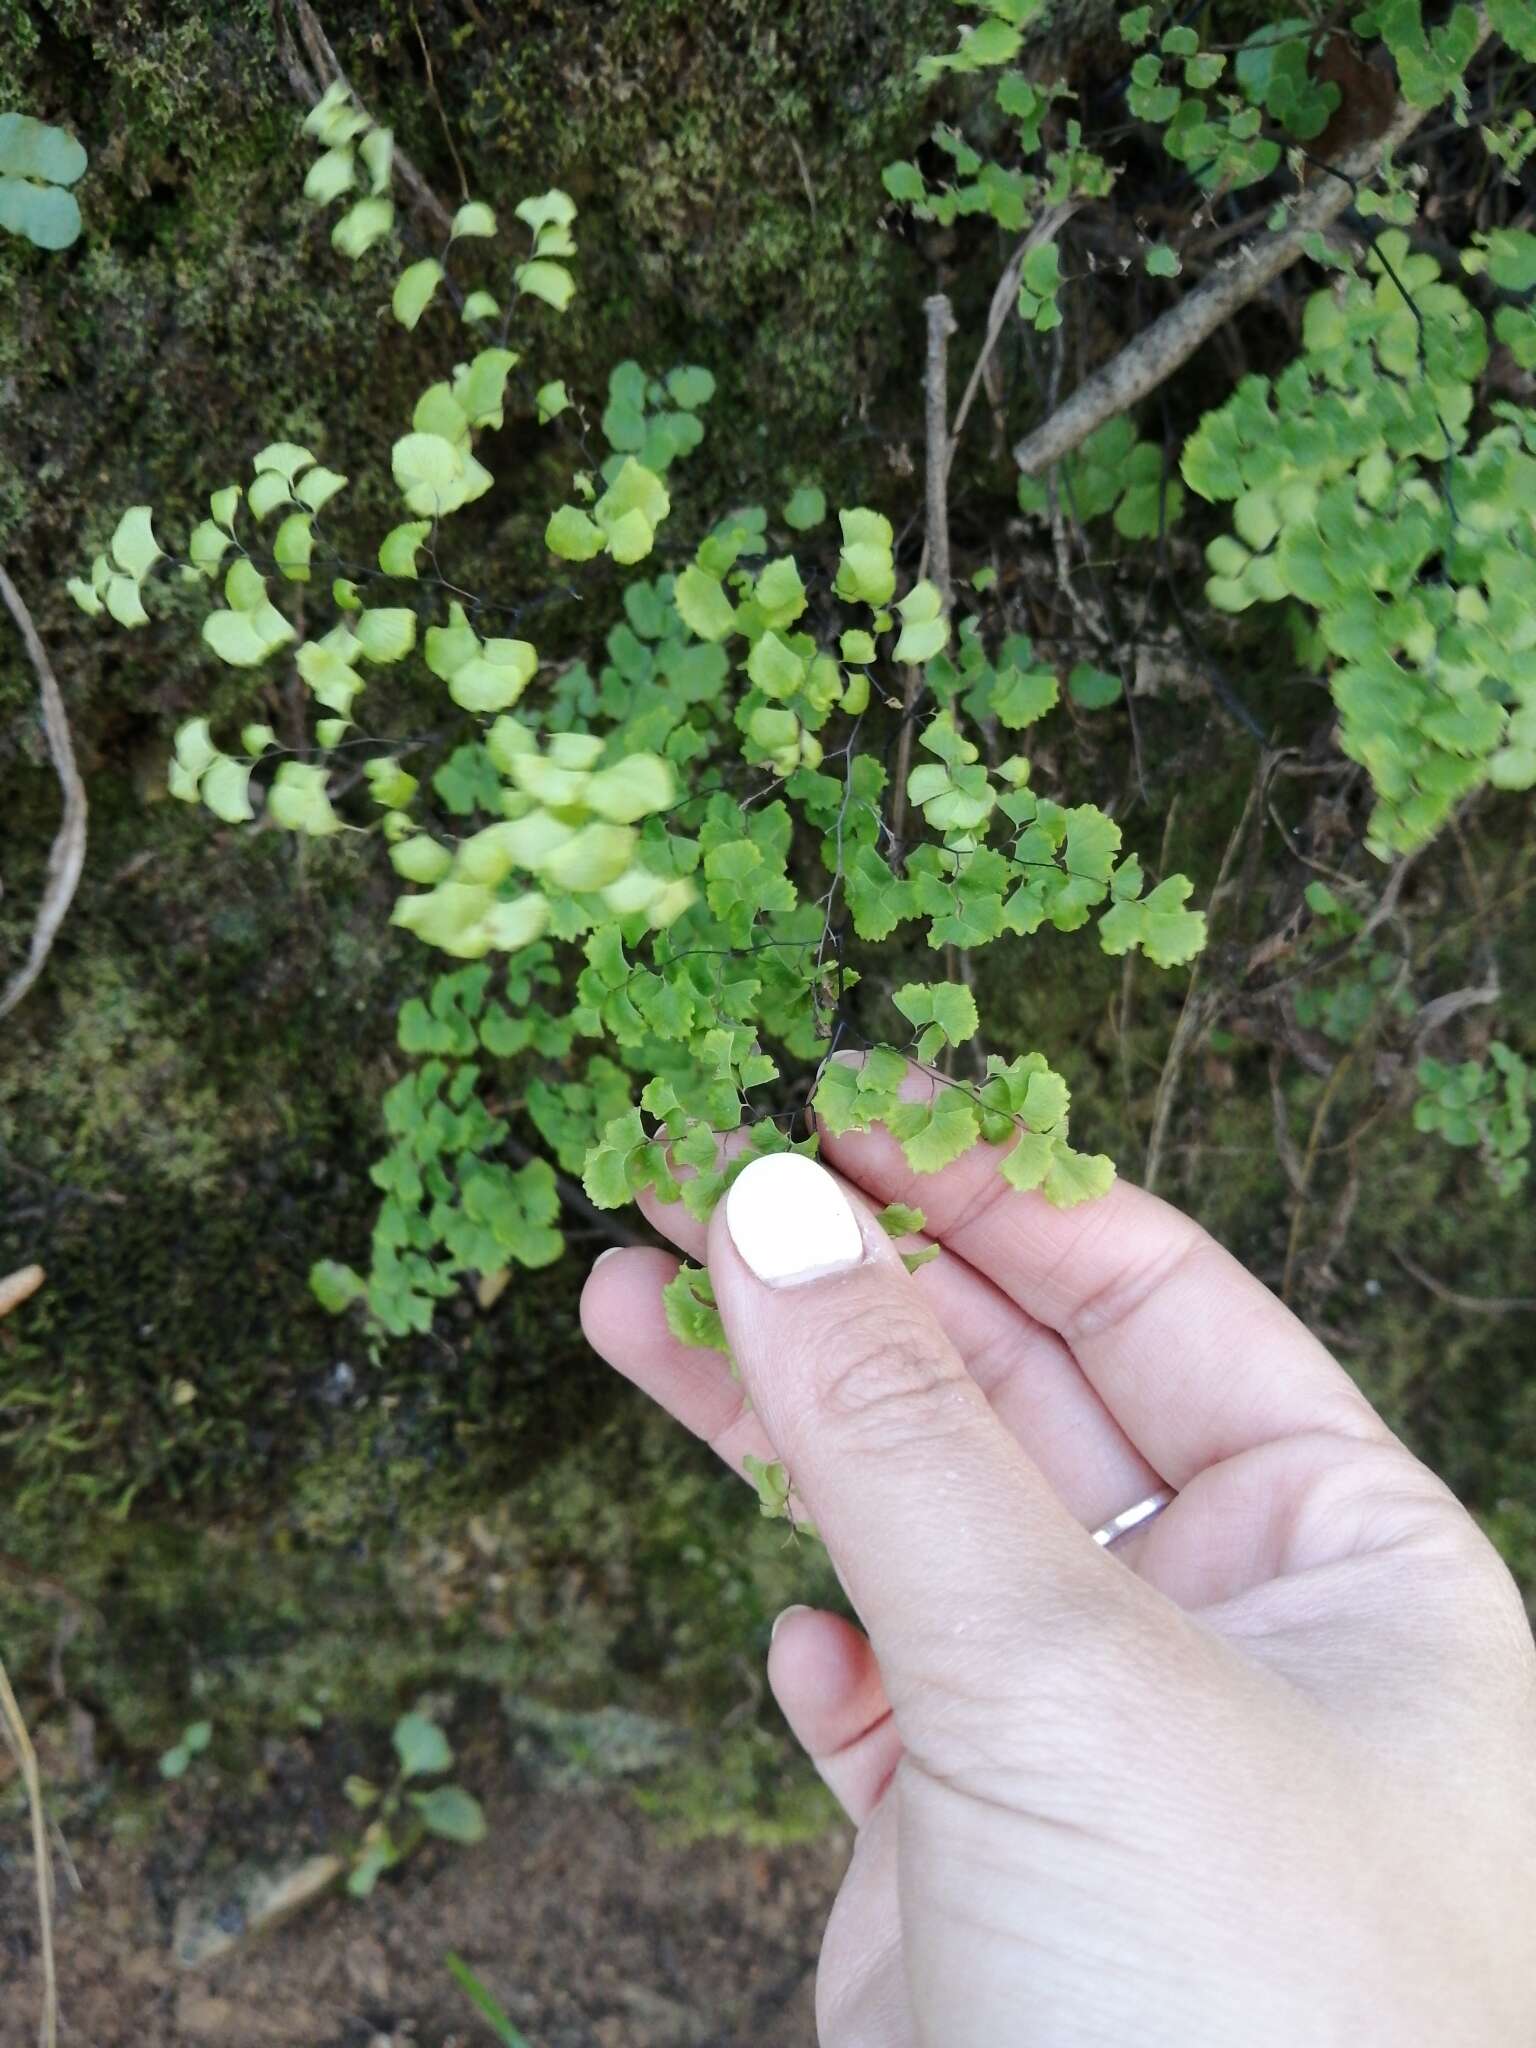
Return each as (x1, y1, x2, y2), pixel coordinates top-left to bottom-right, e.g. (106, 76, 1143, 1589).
(579, 1243, 680, 1351)
(767, 1607, 899, 1824)
(767, 1604, 876, 1710)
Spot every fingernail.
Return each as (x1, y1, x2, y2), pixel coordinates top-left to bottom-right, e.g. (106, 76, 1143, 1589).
(725, 1153, 865, 1288)
(772, 1603, 811, 1643)
(591, 1246, 625, 1271)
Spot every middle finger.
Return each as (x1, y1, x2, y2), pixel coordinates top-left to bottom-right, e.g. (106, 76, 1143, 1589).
(634, 1172, 1158, 1532)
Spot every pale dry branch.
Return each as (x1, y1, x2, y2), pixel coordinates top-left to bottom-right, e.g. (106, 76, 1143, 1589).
(1012, 20, 1492, 478)
(0, 1633, 56, 2048)
(0, 569, 87, 1023)
(278, 0, 456, 237)
(922, 293, 958, 608)
(0, 1265, 45, 1318)
(891, 294, 956, 863)
(946, 204, 1077, 481)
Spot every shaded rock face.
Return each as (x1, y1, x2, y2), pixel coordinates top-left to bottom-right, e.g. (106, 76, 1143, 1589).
(0, 0, 949, 1508)
(0, 4, 943, 1756)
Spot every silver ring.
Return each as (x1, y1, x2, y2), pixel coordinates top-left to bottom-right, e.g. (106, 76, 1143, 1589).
(1091, 1485, 1176, 1550)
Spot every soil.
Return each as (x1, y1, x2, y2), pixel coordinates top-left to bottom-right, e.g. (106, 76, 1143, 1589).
(0, 1763, 849, 2048)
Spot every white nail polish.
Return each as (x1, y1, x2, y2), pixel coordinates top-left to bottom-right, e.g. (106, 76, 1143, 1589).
(725, 1153, 865, 1288)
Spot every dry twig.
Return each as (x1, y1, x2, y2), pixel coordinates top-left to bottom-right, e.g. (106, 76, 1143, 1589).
(1, 569, 87, 1023)
(946, 203, 1076, 481)
(0, 1265, 45, 1318)
(1012, 17, 1493, 478)
(410, 5, 469, 203)
(921, 293, 958, 608)
(1390, 1245, 1536, 1317)
(1413, 977, 1501, 1042)
(1281, 1047, 1355, 1303)
(1143, 766, 1264, 1191)
(1268, 1053, 1307, 1194)
(891, 293, 956, 864)
(0, 1269, 57, 2048)
(277, 0, 455, 236)
(0, 1659, 55, 2048)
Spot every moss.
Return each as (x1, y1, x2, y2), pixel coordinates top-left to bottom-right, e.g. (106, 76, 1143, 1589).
(0, 956, 233, 1188)
(0, 1400, 838, 1840)
(2, 1, 949, 574)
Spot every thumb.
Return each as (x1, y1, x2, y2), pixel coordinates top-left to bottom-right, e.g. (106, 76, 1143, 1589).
(708, 1152, 1140, 1749)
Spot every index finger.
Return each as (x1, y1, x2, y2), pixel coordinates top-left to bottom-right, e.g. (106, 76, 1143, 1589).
(817, 1065, 1389, 1488)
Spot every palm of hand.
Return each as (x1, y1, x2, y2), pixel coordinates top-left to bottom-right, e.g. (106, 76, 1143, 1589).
(800, 1304, 1473, 2048)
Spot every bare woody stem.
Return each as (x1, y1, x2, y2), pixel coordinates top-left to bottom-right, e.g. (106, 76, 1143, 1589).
(891, 292, 956, 865)
(1012, 20, 1492, 479)
(0, 566, 87, 1023)
(922, 292, 958, 607)
(278, 0, 456, 237)
(947, 202, 1076, 482)
(0, 1651, 56, 2048)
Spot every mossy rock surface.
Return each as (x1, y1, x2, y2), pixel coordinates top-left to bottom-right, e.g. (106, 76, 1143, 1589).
(0, 0, 943, 1826)
(0, 0, 950, 1512)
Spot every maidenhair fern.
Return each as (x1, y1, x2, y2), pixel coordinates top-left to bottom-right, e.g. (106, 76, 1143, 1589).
(66, 74, 1202, 1345)
(0, 112, 85, 249)
(66, 0, 1536, 1362)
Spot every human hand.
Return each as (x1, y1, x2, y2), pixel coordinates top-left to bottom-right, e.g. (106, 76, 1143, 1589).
(581, 1067, 1536, 2047)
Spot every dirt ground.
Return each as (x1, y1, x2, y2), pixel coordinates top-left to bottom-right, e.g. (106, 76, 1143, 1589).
(0, 1765, 849, 2048)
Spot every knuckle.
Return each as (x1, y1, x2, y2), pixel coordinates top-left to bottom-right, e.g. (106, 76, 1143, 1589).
(1311, 1438, 1479, 1559)
(707, 1384, 758, 1460)
(1057, 1215, 1207, 1344)
(900, 1588, 1185, 1787)
(814, 1301, 978, 1452)
(1295, 1440, 1536, 1690)
(1420, 1515, 1536, 1669)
